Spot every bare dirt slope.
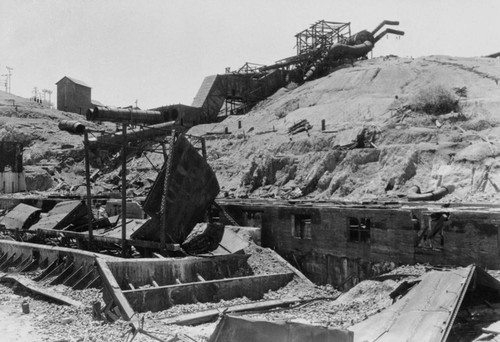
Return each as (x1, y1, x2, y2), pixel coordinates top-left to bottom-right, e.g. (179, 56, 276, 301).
(189, 55, 500, 203)
(0, 91, 110, 195)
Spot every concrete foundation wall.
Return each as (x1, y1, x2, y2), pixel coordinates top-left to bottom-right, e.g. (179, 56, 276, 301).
(221, 202, 500, 288)
(106, 254, 252, 289)
(0, 240, 115, 270)
(123, 273, 294, 312)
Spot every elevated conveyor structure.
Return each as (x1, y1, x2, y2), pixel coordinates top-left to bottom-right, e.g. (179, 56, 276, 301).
(192, 70, 289, 122)
(86, 20, 404, 130)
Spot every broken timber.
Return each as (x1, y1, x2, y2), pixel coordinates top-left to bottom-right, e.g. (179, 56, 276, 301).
(0, 274, 84, 307)
(35, 228, 180, 251)
(96, 258, 135, 321)
(162, 297, 303, 326)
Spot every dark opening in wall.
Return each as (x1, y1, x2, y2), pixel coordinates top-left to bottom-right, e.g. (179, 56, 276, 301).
(415, 212, 449, 249)
(293, 214, 312, 239)
(348, 217, 371, 242)
(244, 210, 263, 228)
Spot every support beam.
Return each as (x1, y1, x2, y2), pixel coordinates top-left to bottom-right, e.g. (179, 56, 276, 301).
(84, 130, 94, 249)
(162, 297, 302, 326)
(34, 227, 180, 251)
(0, 274, 84, 307)
(121, 122, 127, 257)
(96, 258, 135, 321)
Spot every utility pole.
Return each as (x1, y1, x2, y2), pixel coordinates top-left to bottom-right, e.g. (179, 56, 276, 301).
(134, 99, 138, 109)
(46, 89, 53, 107)
(42, 89, 53, 106)
(0, 75, 7, 92)
(6, 66, 12, 94)
(84, 130, 94, 250)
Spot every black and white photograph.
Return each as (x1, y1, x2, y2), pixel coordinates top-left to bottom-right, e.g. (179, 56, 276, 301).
(1, 0, 500, 341)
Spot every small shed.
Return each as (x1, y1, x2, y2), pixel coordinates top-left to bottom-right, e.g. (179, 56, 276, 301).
(56, 76, 92, 115)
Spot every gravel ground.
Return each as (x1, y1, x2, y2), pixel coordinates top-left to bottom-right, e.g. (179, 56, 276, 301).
(0, 255, 430, 342)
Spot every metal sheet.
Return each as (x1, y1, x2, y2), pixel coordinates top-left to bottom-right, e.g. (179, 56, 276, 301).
(100, 218, 149, 239)
(30, 200, 88, 231)
(1, 203, 40, 229)
(209, 315, 353, 342)
(349, 266, 478, 342)
(133, 134, 220, 243)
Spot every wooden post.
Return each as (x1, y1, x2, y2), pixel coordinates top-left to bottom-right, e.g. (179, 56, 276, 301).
(238, 120, 242, 129)
(121, 123, 127, 257)
(84, 130, 94, 249)
(201, 137, 207, 160)
(321, 119, 326, 131)
(161, 138, 168, 160)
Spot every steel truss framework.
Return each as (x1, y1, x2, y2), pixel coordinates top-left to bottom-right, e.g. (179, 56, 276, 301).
(295, 20, 351, 55)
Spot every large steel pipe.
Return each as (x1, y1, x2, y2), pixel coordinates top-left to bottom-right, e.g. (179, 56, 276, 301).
(88, 121, 177, 147)
(86, 106, 169, 124)
(58, 120, 85, 134)
(371, 20, 400, 36)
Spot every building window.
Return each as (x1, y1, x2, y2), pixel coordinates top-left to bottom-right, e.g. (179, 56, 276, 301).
(293, 214, 312, 239)
(348, 217, 371, 242)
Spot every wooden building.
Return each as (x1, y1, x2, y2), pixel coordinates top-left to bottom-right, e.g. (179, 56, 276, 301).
(56, 76, 91, 115)
(218, 199, 500, 289)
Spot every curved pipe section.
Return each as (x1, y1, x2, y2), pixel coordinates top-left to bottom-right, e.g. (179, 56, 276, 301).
(374, 28, 405, 43)
(407, 185, 449, 201)
(329, 40, 374, 59)
(304, 40, 374, 81)
(371, 20, 400, 36)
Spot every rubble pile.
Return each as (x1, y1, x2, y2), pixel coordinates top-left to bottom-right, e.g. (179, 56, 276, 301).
(0, 283, 126, 342)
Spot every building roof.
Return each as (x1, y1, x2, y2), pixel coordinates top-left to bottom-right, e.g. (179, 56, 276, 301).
(56, 76, 91, 88)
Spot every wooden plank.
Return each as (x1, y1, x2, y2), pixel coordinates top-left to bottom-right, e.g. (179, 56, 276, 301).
(0, 274, 84, 307)
(162, 297, 302, 326)
(95, 258, 135, 321)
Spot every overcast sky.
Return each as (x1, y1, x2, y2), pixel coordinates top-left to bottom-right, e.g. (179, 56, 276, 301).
(1, 0, 499, 109)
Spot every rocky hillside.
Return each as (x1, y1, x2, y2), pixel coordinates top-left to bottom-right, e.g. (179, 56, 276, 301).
(1, 55, 500, 204)
(0, 91, 106, 194)
(190, 55, 500, 203)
